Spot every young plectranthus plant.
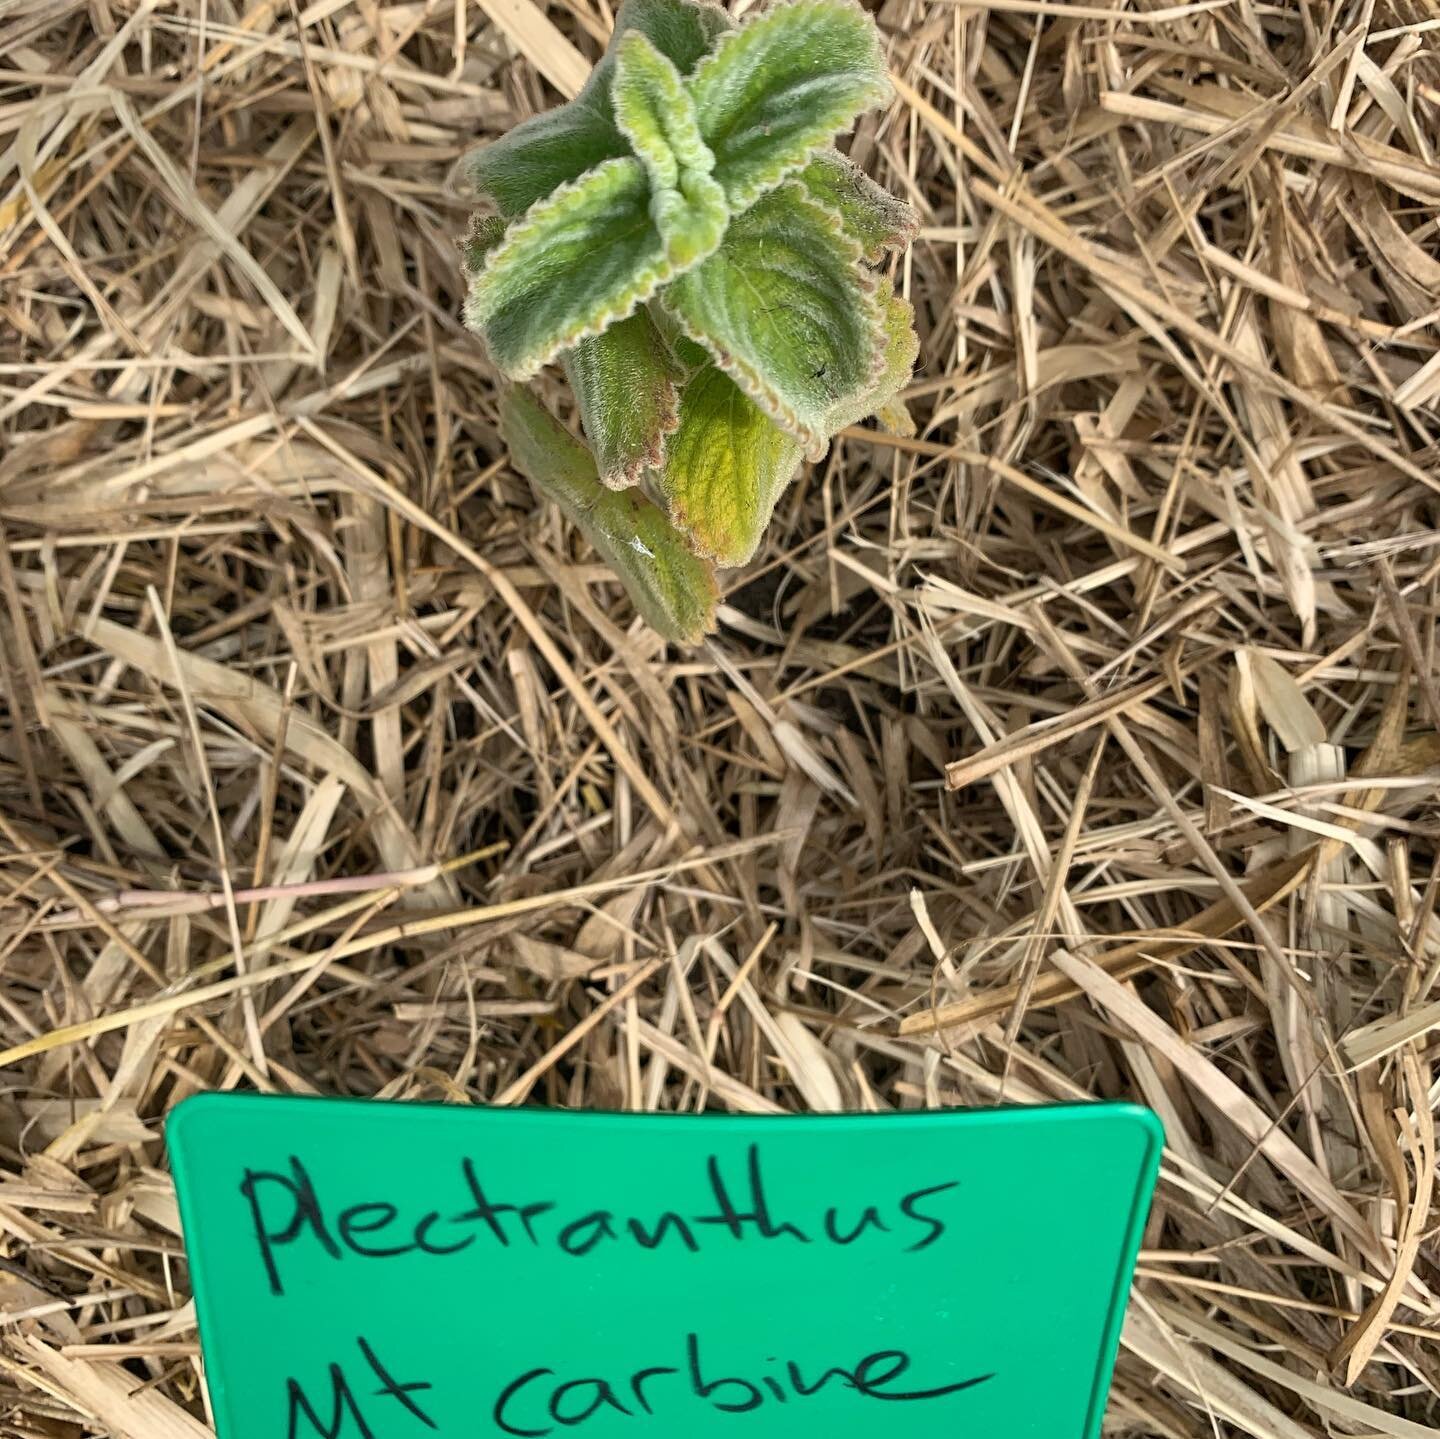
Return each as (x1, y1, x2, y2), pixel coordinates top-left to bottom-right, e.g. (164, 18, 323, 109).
(463, 0, 919, 643)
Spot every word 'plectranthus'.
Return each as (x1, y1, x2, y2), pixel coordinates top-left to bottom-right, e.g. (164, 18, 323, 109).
(463, 0, 919, 642)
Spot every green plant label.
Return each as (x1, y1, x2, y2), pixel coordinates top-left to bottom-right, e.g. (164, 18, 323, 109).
(169, 1095, 1161, 1439)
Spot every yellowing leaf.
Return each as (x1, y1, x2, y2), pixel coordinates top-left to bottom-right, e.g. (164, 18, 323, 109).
(500, 386, 718, 644)
(564, 309, 684, 489)
(657, 365, 804, 566)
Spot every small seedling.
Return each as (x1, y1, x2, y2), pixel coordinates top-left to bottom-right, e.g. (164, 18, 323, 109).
(463, 0, 919, 643)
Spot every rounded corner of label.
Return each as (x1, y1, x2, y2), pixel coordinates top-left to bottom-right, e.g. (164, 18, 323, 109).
(1117, 1102, 1166, 1156)
(167, 1090, 220, 1147)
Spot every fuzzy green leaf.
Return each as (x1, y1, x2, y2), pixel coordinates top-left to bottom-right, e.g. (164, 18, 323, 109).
(613, 32, 713, 190)
(652, 172, 730, 268)
(647, 299, 711, 373)
(467, 0, 732, 219)
(657, 366, 804, 566)
(618, 0, 732, 72)
(466, 158, 678, 380)
(828, 275, 919, 434)
(611, 32, 728, 266)
(468, 79, 626, 221)
(800, 150, 918, 262)
(661, 182, 884, 453)
(688, 0, 891, 211)
(500, 386, 718, 644)
(564, 309, 684, 488)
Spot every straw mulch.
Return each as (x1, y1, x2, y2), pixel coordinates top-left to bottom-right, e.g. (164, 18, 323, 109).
(2, 0, 1439, 1432)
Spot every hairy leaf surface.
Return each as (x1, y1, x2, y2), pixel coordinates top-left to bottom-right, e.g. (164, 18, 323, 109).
(647, 299, 711, 373)
(500, 386, 718, 643)
(466, 159, 674, 380)
(611, 32, 727, 265)
(800, 150, 918, 261)
(468, 78, 626, 221)
(564, 309, 684, 488)
(828, 276, 919, 433)
(688, 0, 891, 210)
(613, 33, 713, 189)
(467, 0, 731, 218)
(619, 0, 732, 71)
(657, 365, 803, 565)
(661, 182, 884, 452)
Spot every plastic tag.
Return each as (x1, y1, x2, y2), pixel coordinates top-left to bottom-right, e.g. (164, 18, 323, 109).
(169, 1095, 1161, 1439)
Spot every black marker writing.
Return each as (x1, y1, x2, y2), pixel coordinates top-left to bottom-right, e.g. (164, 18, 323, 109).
(629, 1365, 679, 1415)
(688, 1331, 762, 1412)
(627, 1211, 699, 1252)
(287, 1366, 370, 1439)
(458, 1160, 556, 1245)
(358, 1337, 436, 1428)
(558, 1211, 618, 1257)
(823, 1205, 891, 1245)
(339, 1205, 411, 1259)
(242, 1156, 340, 1296)
(900, 1182, 960, 1252)
(491, 1332, 995, 1435)
(493, 1371, 554, 1439)
(695, 1147, 811, 1243)
(285, 1336, 434, 1439)
(551, 1377, 634, 1426)
(240, 1145, 958, 1293)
